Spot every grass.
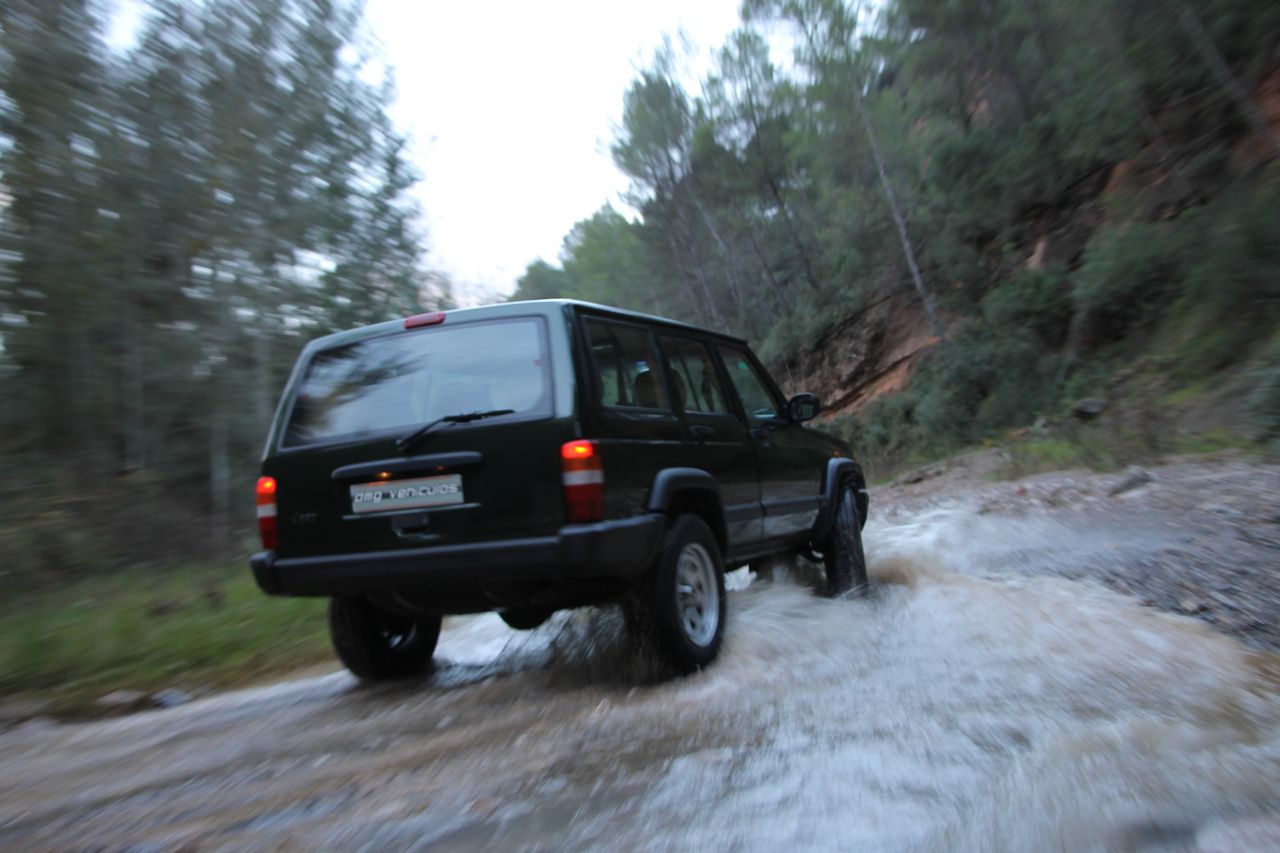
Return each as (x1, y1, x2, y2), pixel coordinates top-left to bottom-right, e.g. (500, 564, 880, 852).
(993, 426, 1265, 481)
(0, 565, 333, 718)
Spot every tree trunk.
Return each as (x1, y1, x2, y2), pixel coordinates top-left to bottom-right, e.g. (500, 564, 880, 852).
(852, 84, 947, 340)
(1168, 0, 1279, 156)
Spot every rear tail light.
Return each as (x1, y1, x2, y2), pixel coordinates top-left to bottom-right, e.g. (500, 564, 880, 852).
(256, 476, 278, 549)
(561, 440, 604, 523)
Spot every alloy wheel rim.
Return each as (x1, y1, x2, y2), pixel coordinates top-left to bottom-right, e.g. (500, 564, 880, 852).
(675, 542, 720, 647)
(380, 618, 417, 651)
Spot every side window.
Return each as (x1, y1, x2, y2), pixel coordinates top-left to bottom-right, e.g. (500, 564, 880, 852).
(659, 336, 732, 415)
(584, 318, 669, 410)
(717, 346, 782, 420)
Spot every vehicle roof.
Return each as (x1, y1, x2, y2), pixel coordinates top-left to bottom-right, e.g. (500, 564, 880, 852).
(300, 298, 748, 354)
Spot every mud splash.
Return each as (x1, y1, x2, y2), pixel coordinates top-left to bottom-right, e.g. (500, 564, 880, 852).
(1, 507, 1277, 851)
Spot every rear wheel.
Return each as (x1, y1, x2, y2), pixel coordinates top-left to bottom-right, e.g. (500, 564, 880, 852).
(625, 514, 726, 674)
(821, 483, 869, 598)
(328, 596, 441, 681)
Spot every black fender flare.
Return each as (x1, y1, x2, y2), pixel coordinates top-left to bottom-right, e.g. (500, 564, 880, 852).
(645, 467, 727, 552)
(812, 458, 867, 541)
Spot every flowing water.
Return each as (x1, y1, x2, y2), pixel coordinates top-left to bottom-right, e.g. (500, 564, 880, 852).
(2, 504, 1278, 851)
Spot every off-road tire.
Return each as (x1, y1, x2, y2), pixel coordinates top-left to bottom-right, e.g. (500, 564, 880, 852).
(328, 596, 441, 681)
(822, 483, 869, 598)
(625, 514, 727, 675)
(499, 607, 554, 631)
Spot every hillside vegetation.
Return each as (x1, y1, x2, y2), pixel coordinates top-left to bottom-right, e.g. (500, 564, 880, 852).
(0, 1, 448, 587)
(512, 0, 1280, 478)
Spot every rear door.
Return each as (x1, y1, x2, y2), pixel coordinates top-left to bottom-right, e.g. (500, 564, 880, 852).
(263, 315, 569, 557)
(575, 315, 686, 521)
(656, 333, 762, 548)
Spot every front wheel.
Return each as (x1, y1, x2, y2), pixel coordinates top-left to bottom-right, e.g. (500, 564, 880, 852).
(328, 596, 441, 681)
(625, 514, 727, 675)
(821, 483, 869, 598)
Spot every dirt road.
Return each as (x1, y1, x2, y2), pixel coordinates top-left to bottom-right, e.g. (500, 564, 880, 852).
(2, 455, 1278, 850)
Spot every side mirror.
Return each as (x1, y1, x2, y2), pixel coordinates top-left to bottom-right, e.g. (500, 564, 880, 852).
(787, 392, 821, 423)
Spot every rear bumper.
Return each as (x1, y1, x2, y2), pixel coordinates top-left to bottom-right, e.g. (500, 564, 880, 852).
(250, 514, 664, 597)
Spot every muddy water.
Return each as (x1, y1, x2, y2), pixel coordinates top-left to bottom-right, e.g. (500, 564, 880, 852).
(2, 506, 1278, 851)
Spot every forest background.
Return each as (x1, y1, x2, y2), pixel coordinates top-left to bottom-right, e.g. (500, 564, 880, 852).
(1, 0, 1277, 707)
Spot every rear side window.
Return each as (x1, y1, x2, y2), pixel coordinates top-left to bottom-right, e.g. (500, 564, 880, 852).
(658, 336, 731, 415)
(281, 317, 551, 448)
(717, 346, 782, 419)
(583, 318, 668, 410)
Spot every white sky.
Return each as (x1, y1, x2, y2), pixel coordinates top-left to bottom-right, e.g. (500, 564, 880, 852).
(361, 1, 743, 304)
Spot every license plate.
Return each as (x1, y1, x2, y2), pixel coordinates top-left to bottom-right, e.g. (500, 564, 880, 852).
(350, 474, 463, 514)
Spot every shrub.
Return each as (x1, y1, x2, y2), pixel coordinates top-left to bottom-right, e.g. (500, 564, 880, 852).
(1248, 340, 1280, 439)
(982, 266, 1073, 347)
(1180, 169, 1280, 343)
(910, 322, 1053, 444)
(1073, 222, 1184, 343)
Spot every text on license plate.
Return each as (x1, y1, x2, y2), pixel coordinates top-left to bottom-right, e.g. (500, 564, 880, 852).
(350, 474, 463, 514)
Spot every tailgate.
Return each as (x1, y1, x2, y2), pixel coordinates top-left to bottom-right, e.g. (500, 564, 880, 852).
(266, 419, 570, 558)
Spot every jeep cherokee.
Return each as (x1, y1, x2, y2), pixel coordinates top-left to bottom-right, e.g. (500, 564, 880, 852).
(250, 299, 868, 679)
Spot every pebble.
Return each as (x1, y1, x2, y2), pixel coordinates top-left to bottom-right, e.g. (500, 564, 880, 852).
(151, 689, 193, 709)
(1108, 465, 1152, 496)
(96, 689, 148, 710)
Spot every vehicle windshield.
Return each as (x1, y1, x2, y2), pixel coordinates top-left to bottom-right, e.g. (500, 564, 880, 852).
(281, 317, 551, 448)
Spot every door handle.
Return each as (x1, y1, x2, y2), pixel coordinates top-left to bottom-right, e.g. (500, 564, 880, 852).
(689, 425, 716, 441)
(749, 428, 769, 441)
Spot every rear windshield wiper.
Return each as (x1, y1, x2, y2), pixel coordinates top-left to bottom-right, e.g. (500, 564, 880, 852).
(396, 409, 515, 454)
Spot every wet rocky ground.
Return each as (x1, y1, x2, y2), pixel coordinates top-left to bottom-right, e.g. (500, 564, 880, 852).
(876, 451, 1280, 651)
(1, 451, 1277, 850)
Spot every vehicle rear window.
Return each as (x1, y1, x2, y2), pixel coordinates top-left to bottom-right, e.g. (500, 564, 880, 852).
(281, 317, 551, 448)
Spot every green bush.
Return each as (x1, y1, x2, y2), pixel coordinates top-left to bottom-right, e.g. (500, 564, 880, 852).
(1073, 222, 1184, 342)
(835, 393, 920, 480)
(1248, 340, 1280, 439)
(911, 323, 1053, 443)
(1180, 169, 1280, 336)
(982, 266, 1073, 347)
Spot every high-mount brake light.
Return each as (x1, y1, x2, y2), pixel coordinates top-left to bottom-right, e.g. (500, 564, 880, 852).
(561, 440, 604, 522)
(404, 311, 446, 329)
(256, 476, 278, 549)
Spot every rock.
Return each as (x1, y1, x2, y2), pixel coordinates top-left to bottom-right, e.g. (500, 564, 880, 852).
(151, 688, 193, 709)
(96, 689, 149, 711)
(1071, 397, 1108, 421)
(897, 463, 945, 485)
(1177, 596, 1209, 615)
(0, 698, 52, 728)
(1108, 465, 1153, 496)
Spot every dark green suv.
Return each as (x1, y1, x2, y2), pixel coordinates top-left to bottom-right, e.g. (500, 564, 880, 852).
(251, 299, 868, 679)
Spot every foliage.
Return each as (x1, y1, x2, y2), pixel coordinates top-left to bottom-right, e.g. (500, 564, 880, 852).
(0, 0, 448, 578)
(0, 565, 330, 713)
(1073, 223, 1185, 342)
(516, 0, 1279, 477)
(982, 268, 1073, 348)
(1248, 339, 1280, 439)
(3, 0, 1280, 586)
